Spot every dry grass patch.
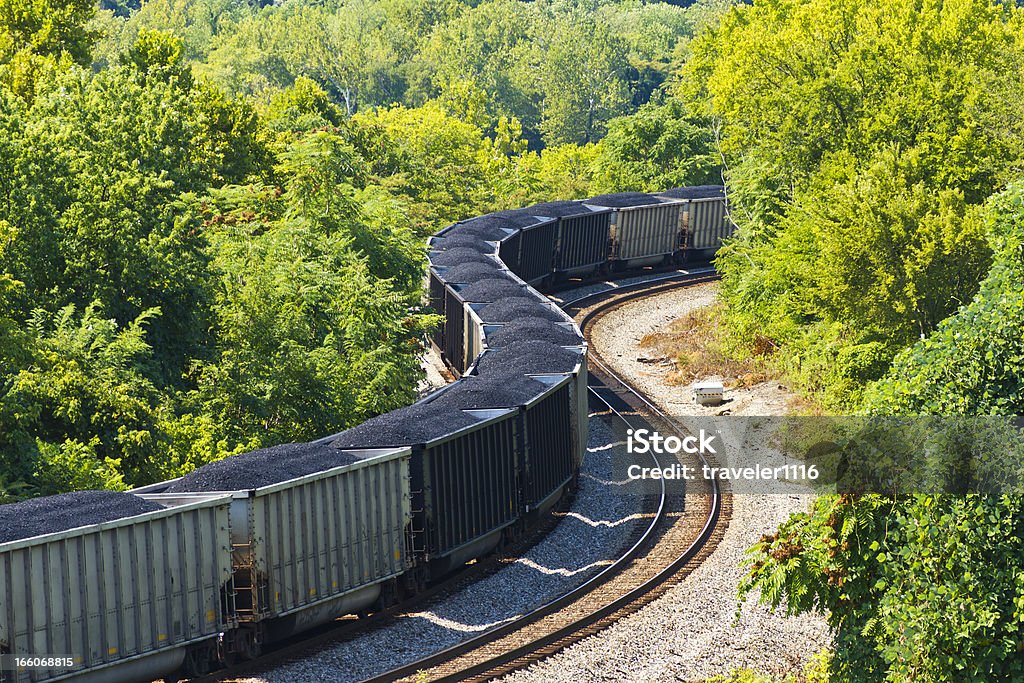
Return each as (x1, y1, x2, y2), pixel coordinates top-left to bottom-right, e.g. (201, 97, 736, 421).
(640, 303, 777, 389)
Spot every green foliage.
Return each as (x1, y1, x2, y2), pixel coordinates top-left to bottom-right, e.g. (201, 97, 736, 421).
(594, 97, 720, 191)
(350, 101, 499, 230)
(743, 493, 1024, 682)
(0, 0, 97, 65)
(864, 183, 1024, 414)
(0, 304, 170, 487)
(689, 0, 1024, 407)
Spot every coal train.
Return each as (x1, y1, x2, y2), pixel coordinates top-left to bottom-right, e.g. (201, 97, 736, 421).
(0, 186, 731, 683)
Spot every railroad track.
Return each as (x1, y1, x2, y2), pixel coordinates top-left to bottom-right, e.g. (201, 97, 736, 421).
(200, 268, 729, 683)
(363, 267, 731, 683)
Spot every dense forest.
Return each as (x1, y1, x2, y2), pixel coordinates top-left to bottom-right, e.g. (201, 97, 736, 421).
(3, 0, 1024, 680)
(0, 0, 721, 498)
(694, 0, 1024, 680)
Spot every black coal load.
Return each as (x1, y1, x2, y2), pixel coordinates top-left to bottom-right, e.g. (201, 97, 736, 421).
(166, 442, 364, 493)
(447, 216, 520, 241)
(0, 491, 165, 544)
(488, 209, 546, 228)
(429, 373, 548, 410)
(585, 192, 659, 208)
(476, 340, 581, 375)
(457, 277, 526, 302)
(478, 296, 562, 322)
(331, 402, 482, 448)
(429, 248, 495, 267)
(441, 261, 503, 283)
(431, 235, 494, 253)
(526, 200, 589, 218)
(487, 317, 582, 347)
(659, 185, 725, 200)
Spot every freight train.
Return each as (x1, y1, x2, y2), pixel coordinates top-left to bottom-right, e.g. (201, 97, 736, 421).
(0, 187, 732, 683)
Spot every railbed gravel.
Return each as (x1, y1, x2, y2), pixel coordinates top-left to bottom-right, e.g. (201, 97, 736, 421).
(0, 491, 164, 543)
(242, 417, 646, 683)
(499, 282, 830, 682)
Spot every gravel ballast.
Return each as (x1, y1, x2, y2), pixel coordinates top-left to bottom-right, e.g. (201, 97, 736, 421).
(241, 416, 646, 683)
(478, 297, 562, 322)
(487, 318, 583, 347)
(167, 443, 364, 493)
(475, 341, 581, 375)
(501, 282, 830, 682)
(0, 491, 165, 543)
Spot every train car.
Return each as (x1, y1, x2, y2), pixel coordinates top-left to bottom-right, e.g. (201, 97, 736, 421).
(331, 406, 521, 579)
(506, 217, 558, 286)
(657, 186, 732, 258)
(425, 371, 577, 520)
(585, 192, 685, 269)
(134, 447, 412, 664)
(1, 185, 734, 681)
(427, 267, 446, 353)
(0, 494, 234, 683)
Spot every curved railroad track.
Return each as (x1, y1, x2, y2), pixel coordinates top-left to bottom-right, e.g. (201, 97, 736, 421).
(196, 268, 730, 683)
(363, 268, 732, 683)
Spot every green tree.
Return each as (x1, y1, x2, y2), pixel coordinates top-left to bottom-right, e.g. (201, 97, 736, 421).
(863, 182, 1024, 414)
(593, 96, 720, 192)
(687, 0, 1024, 406)
(0, 0, 97, 65)
(534, 14, 632, 145)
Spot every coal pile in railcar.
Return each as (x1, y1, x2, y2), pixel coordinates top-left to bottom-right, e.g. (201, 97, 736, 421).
(585, 192, 658, 207)
(487, 317, 582, 347)
(0, 491, 165, 543)
(429, 373, 548, 410)
(477, 297, 563, 322)
(457, 277, 526, 302)
(431, 235, 494, 253)
(476, 340, 580, 375)
(527, 200, 589, 217)
(331, 402, 483, 448)
(488, 209, 546, 228)
(430, 248, 496, 267)
(442, 261, 503, 283)
(166, 442, 364, 493)
(659, 185, 725, 200)
(448, 216, 521, 240)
